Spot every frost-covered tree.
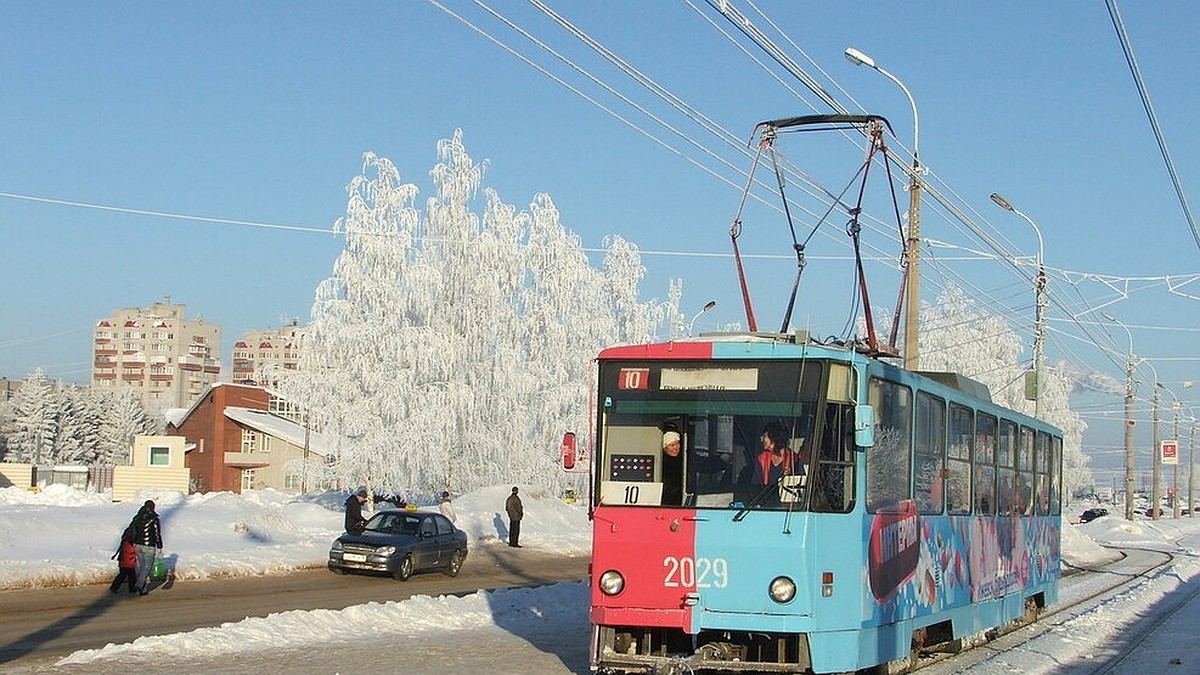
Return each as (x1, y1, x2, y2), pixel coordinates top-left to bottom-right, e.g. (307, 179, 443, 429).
(918, 284, 1090, 496)
(52, 386, 88, 464)
(98, 388, 157, 465)
(279, 132, 664, 498)
(1, 369, 57, 464)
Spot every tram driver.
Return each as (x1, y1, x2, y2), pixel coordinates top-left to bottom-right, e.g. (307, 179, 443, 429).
(660, 430, 684, 505)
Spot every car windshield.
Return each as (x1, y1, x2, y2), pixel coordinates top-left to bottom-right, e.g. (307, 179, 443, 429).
(364, 513, 421, 535)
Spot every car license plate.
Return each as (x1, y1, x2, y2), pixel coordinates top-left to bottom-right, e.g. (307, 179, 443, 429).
(343, 553, 367, 562)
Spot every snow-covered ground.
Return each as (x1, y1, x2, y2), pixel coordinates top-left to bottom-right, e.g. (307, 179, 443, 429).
(3, 486, 1198, 674)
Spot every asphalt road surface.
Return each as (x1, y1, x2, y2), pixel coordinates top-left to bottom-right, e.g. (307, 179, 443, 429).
(0, 545, 589, 672)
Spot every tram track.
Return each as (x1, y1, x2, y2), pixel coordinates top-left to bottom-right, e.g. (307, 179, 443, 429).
(910, 544, 1179, 675)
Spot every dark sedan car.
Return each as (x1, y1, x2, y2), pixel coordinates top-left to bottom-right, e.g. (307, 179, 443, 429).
(1079, 507, 1109, 523)
(329, 510, 468, 581)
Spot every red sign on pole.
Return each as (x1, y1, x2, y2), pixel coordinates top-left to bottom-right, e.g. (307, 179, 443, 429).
(1162, 440, 1179, 466)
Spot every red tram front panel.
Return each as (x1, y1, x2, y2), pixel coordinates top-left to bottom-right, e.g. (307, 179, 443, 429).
(590, 504, 699, 630)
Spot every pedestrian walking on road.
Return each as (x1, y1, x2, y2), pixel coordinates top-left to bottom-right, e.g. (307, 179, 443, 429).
(128, 500, 163, 596)
(505, 486, 524, 548)
(109, 528, 138, 594)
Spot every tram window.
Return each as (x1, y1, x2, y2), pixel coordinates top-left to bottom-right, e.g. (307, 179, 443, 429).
(689, 415, 736, 506)
(813, 402, 856, 513)
(914, 391, 946, 515)
(1018, 426, 1035, 472)
(947, 404, 972, 515)
(975, 413, 997, 515)
(866, 378, 912, 512)
(1015, 426, 1036, 516)
(975, 465, 996, 515)
(997, 466, 1017, 515)
(1034, 431, 1051, 515)
(1050, 436, 1063, 515)
(997, 420, 1016, 468)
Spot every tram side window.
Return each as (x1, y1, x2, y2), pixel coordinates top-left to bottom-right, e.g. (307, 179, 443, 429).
(1050, 435, 1063, 515)
(813, 402, 856, 513)
(914, 391, 946, 515)
(866, 377, 912, 512)
(997, 420, 1018, 515)
(974, 413, 997, 515)
(947, 403, 972, 515)
(1016, 426, 1036, 515)
(1034, 431, 1051, 515)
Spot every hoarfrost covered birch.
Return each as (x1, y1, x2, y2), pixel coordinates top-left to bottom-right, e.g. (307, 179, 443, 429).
(280, 131, 664, 497)
(919, 284, 1090, 496)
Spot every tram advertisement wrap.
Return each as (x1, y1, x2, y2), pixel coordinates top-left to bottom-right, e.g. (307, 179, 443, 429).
(865, 510, 1060, 622)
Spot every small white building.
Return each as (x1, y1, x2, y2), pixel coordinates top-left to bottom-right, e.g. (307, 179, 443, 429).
(112, 435, 190, 501)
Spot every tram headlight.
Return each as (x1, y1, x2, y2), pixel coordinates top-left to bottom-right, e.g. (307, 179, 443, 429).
(769, 576, 796, 603)
(598, 570, 625, 596)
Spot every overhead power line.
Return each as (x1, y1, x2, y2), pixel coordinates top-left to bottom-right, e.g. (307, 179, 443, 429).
(1105, 0, 1200, 255)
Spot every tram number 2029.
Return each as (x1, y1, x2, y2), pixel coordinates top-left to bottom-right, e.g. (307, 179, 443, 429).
(663, 556, 728, 589)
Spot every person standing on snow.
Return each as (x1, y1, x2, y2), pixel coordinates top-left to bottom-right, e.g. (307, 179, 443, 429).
(438, 490, 457, 523)
(505, 486, 524, 547)
(128, 500, 163, 596)
(344, 487, 368, 534)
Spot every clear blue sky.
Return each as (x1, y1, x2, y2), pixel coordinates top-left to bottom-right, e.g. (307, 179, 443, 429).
(3, 2, 1197, 485)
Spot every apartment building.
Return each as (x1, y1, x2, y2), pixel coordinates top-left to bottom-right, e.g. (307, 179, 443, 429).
(231, 321, 308, 387)
(92, 300, 221, 409)
(168, 382, 331, 494)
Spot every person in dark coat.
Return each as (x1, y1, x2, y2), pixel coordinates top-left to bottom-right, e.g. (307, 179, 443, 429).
(660, 430, 684, 506)
(505, 486, 524, 547)
(128, 500, 163, 596)
(344, 487, 368, 534)
(109, 528, 138, 594)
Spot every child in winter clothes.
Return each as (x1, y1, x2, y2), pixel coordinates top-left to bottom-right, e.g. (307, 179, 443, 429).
(109, 531, 138, 594)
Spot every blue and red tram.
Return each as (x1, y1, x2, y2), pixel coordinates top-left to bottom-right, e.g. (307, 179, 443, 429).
(586, 332, 1062, 674)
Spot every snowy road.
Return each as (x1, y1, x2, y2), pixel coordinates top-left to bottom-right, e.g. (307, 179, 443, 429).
(0, 549, 589, 674)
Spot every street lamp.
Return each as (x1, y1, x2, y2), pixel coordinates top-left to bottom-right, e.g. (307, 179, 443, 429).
(845, 47, 922, 370)
(990, 193, 1047, 419)
(688, 300, 717, 336)
(1102, 311, 1137, 520)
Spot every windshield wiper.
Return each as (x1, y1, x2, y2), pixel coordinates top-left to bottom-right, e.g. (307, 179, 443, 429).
(733, 480, 780, 522)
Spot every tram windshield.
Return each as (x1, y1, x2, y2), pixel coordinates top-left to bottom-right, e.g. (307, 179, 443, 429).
(595, 358, 857, 513)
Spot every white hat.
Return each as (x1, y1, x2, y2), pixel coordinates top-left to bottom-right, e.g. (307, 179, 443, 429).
(662, 431, 681, 448)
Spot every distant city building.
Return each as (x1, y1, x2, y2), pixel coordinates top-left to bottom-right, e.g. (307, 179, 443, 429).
(0, 377, 17, 402)
(231, 320, 308, 387)
(91, 300, 221, 409)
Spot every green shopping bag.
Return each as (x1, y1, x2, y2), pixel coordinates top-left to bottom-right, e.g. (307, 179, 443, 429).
(151, 557, 168, 580)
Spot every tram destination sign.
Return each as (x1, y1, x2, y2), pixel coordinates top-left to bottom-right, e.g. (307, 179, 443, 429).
(659, 367, 758, 391)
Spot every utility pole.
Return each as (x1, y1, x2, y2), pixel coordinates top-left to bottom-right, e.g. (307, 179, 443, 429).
(1103, 312, 1137, 520)
(1152, 384, 1161, 520)
(1172, 402, 1181, 518)
(1190, 418, 1197, 518)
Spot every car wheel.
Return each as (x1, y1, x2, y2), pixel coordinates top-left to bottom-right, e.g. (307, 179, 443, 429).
(445, 549, 465, 577)
(329, 564, 346, 575)
(393, 554, 414, 581)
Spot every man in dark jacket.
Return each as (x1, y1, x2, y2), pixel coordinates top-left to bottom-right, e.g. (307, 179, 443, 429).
(129, 500, 163, 596)
(345, 488, 368, 534)
(505, 486, 524, 547)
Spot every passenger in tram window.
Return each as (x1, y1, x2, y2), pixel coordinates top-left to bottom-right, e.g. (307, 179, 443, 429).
(752, 421, 803, 486)
(660, 430, 684, 505)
